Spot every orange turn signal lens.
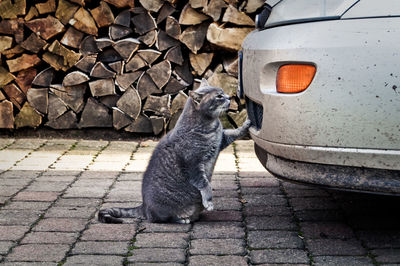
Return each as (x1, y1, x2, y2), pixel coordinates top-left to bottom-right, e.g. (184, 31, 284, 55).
(276, 64, 316, 93)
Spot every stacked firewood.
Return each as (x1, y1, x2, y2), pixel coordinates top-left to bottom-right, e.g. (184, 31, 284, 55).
(0, 0, 262, 134)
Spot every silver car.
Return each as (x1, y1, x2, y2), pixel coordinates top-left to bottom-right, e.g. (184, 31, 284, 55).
(239, 0, 400, 195)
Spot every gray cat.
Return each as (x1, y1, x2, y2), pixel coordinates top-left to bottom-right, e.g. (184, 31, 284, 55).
(98, 79, 251, 224)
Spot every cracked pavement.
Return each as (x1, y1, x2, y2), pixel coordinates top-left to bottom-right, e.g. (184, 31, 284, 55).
(0, 138, 399, 265)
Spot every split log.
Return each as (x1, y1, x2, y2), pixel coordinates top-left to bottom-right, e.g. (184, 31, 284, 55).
(75, 55, 97, 73)
(138, 49, 162, 65)
(156, 30, 179, 51)
(114, 10, 131, 27)
(88, 78, 116, 96)
(138, 30, 157, 46)
(132, 12, 157, 35)
(165, 16, 181, 40)
(25, 16, 65, 40)
(100, 95, 120, 108)
(0, 18, 24, 43)
(96, 38, 115, 51)
(32, 67, 54, 87)
(223, 55, 239, 77)
(80, 35, 99, 55)
(47, 93, 67, 121)
(189, 0, 208, 9)
(146, 60, 171, 89)
(1, 45, 25, 59)
(171, 91, 188, 114)
(112, 108, 132, 130)
(15, 68, 37, 94)
(203, 0, 227, 21)
(228, 109, 247, 127)
(104, 0, 134, 8)
(116, 87, 141, 120)
(69, 0, 86, 6)
(55, 0, 79, 25)
(50, 84, 86, 113)
(125, 114, 153, 133)
(45, 110, 78, 129)
(109, 61, 123, 75)
(157, 3, 176, 24)
(109, 25, 133, 40)
(0, 100, 14, 128)
(6, 54, 41, 73)
(63, 71, 90, 86)
(90, 1, 114, 28)
(164, 45, 184, 65)
(115, 71, 143, 91)
(137, 73, 160, 99)
(206, 22, 253, 51)
(90, 62, 116, 78)
(179, 22, 209, 54)
(143, 94, 171, 118)
(207, 65, 238, 96)
(0, 91, 5, 101)
(189, 52, 214, 76)
(20, 33, 47, 53)
(79, 97, 112, 128)
(69, 7, 98, 36)
(60, 27, 84, 49)
(164, 76, 187, 94)
(35, 0, 56, 15)
(0, 66, 15, 87)
(168, 110, 182, 130)
(47, 40, 81, 70)
(139, 0, 163, 13)
(222, 5, 254, 26)
(242, 0, 264, 13)
(150, 116, 164, 135)
(125, 54, 147, 72)
(3, 83, 25, 109)
(174, 59, 193, 85)
(0, 0, 26, 19)
(97, 48, 122, 63)
(179, 4, 209, 25)
(0, 36, 13, 52)
(25, 6, 39, 21)
(229, 97, 239, 111)
(113, 38, 140, 60)
(15, 102, 42, 129)
(27, 88, 48, 114)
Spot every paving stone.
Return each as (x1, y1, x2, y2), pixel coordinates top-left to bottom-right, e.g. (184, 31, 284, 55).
(242, 194, 287, 206)
(248, 230, 304, 249)
(7, 244, 69, 262)
(13, 191, 59, 202)
(213, 197, 241, 211)
(212, 190, 238, 197)
(372, 249, 400, 264)
(284, 187, 330, 197)
(72, 241, 129, 255)
(80, 171, 120, 179)
(313, 255, 374, 266)
(0, 241, 14, 255)
(25, 181, 70, 192)
(34, 218, 87, 232)
(0, 170, 40, 179)
(0, 178, 31, 186)
(300, 222, 355, 239)
(73, 178, 114, 187)
(118, 172, 143, 181)
(307, 239, 366, 256)
(106, 189, 142, 202)
(2, 263, 55, 266)
(212, 180, 238, 190)
(55, 198, 101, 207)
(63, 186, 107, 198)
(2, 201, 52, 210)
(289, 197, 339, 211)
(190, 239, 245, 255)
(240, 178, 279, 187)
(241, 186, 282, 195)
(81, 223, 137, 241)
(243, 205, 292, 217)
(0, 210, 43, 225)
(128, 248, 186, 263)
(21, 232, 78, 244)
(199, 210, 242, 222)
(64, 255, 124, 265)
(189, 255, 247, 266)
(42, 170, 81, 176)
(44, 206, 96, 219)
(140, 222, 191, 233)
(358, 231, 400, 249)
(192, 222, 245, 239)
(246, 216, 296, 230)
(0, 186, 23, 197)
(250, 249, 310, 264)
(0, 226, 30, 241)
(127, 263, 182, 266)
(295, 209, 345, 222)
(135, 233, 188, 248)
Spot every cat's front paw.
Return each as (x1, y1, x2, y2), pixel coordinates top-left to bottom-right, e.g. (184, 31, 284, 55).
(203, 199, 214, 211)
(243, 118, 252, 129)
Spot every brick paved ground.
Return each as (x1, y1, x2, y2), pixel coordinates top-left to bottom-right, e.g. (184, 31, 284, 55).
(0, 138, 399, 265)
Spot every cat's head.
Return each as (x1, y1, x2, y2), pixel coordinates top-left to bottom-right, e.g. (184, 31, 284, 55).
(189, 79, 230, 118)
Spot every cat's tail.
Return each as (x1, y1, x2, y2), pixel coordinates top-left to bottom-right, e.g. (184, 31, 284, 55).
(98, 205, 144, 223)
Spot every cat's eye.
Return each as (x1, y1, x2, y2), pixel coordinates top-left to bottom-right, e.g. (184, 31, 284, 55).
(216, 94, 224, 99)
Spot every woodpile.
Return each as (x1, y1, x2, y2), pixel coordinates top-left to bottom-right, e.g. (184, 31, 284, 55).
(0, 0, 262, 134)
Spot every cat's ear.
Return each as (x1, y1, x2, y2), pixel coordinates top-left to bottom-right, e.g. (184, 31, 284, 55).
(189, 91, 203, 105)
(200, 78, 209, 87)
